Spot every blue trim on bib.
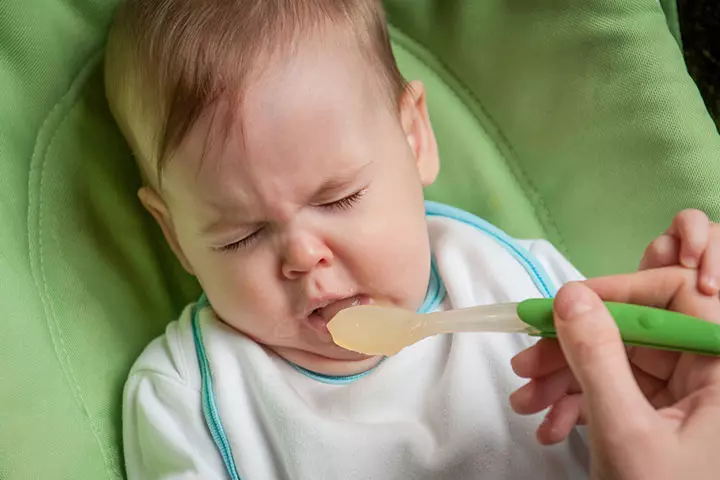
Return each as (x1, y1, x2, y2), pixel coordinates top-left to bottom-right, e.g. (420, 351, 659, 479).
(191, 296, 243, 480)
(288, 360, 385, 385)
(424, 200, 558, 298)
(417, 256, 446, 314)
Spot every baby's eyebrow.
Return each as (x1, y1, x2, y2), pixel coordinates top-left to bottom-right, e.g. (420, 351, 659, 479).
(199, 203, 260, 236)
(314, 177, 354, 198)
(312, 163, 371, 201)
(200, 216, 253, 236)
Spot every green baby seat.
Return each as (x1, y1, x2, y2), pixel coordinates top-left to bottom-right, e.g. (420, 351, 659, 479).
(1, 0, 719, 478)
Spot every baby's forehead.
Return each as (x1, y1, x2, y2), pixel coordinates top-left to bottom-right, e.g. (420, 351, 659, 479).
(174, 49, 389, 169)
(247, 36, 390, 111)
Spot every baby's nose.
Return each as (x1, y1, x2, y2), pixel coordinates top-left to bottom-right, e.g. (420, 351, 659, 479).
(280, 232, 333, 279)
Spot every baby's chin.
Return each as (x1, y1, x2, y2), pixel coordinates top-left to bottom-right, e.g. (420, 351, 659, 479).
(270, 345, 384, 377)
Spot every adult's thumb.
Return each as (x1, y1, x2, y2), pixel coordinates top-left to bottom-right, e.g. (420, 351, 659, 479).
(553, 282, 655, 431)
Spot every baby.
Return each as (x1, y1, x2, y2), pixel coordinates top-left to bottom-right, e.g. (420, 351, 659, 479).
(104, 0, 720, 478)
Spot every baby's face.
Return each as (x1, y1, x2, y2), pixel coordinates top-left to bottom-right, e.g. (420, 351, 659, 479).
(145, 39, 439, 375)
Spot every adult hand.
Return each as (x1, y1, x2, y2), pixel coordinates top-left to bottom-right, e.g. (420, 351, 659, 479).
(511, 267, 720, 479)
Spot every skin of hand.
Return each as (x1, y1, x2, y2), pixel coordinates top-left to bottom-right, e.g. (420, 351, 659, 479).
(639, 209, 720, 295)
(511, 267, 720, 479)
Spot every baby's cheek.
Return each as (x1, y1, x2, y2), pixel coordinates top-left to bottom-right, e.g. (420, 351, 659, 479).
(354, 223, 430, 310)
(212, 288, 294, 342)
(199, 259, 270, 317)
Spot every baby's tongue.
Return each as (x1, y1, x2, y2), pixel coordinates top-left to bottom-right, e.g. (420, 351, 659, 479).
(318, 295, 371, 322)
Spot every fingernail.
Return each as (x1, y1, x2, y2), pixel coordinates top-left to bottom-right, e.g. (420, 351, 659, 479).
(555, 284, 595, 320)
(541, 413, 557, 432)
(538, 413, 560, 443)
(682, 256, 698, 269)
(509, 383, 532, 411)
(703, 275, 719, 294)
(508, 390, 522, 412)
(539, 414, 550, 429)
(565, 298, 594, 318)
(510, 354, 520, 373)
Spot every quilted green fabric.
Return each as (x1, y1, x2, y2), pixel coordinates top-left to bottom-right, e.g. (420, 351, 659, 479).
(0, 0, 717, 478)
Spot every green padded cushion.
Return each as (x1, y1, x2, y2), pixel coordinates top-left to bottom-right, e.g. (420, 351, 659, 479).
(1, 0, 718, 478)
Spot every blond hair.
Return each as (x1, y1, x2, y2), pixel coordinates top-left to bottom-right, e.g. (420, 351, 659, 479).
(104, 0, 407, 186)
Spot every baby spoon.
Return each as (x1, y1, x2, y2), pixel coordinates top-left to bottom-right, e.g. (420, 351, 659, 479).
(327, 299, 720, 356)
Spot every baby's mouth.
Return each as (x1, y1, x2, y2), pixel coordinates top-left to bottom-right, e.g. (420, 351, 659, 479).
(307, 295, 372, 333)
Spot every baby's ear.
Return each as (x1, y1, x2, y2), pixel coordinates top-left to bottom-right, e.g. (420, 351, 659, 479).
(138, 186, 195, 275)
(400, 80, 439, 187)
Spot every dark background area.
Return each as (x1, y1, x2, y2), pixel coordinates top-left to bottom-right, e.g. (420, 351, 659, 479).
(679, 0, 719, 125)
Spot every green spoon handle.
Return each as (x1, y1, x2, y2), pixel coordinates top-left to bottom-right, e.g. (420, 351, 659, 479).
(517, 298, 720, 356)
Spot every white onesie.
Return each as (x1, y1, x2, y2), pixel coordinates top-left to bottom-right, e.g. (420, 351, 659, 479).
(123, 201, 589, 479)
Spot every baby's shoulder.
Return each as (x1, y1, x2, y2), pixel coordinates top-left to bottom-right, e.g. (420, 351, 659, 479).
(126, 303, 202, 391)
